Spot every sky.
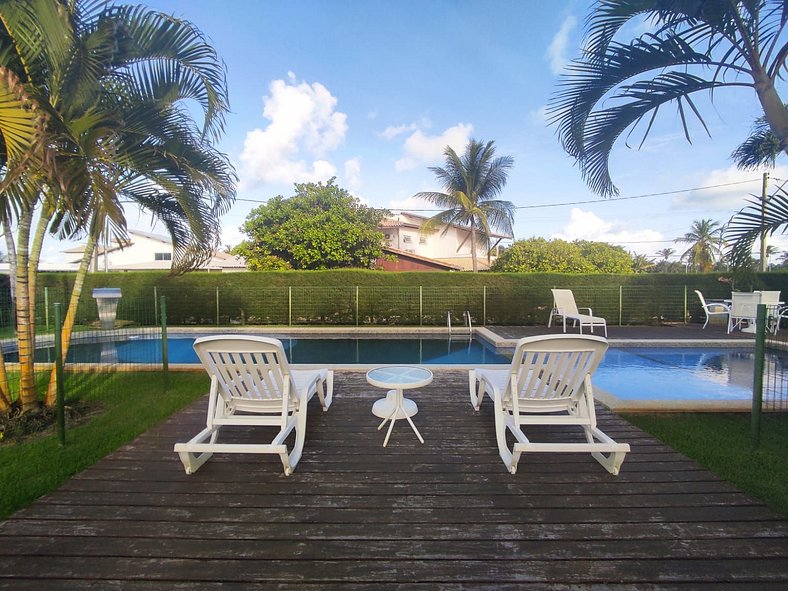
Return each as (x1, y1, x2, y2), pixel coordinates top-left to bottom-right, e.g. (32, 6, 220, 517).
(42, 0, 788, 265)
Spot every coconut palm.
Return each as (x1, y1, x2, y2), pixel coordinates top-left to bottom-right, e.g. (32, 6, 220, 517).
(414, 139, 515, 272)
(548, 0, 788, 197)
(0, 0, 236, 411)
(631, 253, 655, 273)
(675, 219, 725, 272)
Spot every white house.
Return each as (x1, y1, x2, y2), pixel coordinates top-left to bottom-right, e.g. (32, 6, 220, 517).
(63, 229, 247, 272)
(378, 212, 511, 271)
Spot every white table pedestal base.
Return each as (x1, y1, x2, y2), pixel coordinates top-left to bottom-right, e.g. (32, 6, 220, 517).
(371, 389, 424, 447)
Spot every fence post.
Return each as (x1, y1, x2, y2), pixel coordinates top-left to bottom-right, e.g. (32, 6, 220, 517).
(751, 304, 766, 448)
(419, 286, 423, 326)
(356, 286, 359, 326)
(483, 286, 487, 326)
(44, 287, 50, 332)
(160, 295, 169, 390)
(618, 286, 623, 326)
(154, 286, 159, 325)
(215, 286, 220, 325)
(54, 302, 65, 446)
(288, 286, 292, 326)
(684, 285, 688, 324)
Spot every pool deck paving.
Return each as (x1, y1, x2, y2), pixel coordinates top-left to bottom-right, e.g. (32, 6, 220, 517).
(1, 365, 787, 589)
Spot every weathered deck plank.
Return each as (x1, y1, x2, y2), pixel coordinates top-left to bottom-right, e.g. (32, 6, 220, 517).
(1, 369, 786, 589)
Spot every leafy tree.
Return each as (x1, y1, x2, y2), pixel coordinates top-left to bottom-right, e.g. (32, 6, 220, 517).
(654, 247, 679, 272)
(548, 0, 788, 196)
(0, 0, 235, 411)
(675, 219, 724, 272)
(491, 238, 595, 273)
(235, 179, 387, 270)
(414, 139, 515, 272)
(575, 240, 633, 273)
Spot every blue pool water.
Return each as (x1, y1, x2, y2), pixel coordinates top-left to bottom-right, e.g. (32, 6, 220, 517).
(593, 348, 763, 401)
(25, 336, 511, 365)
(16, 337, 779, 401)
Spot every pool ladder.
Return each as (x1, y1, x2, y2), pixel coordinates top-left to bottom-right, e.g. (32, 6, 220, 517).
(448, 311, 473, 340)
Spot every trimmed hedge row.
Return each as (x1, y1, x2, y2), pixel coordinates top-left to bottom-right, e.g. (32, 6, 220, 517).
(23, 269, 788, 328)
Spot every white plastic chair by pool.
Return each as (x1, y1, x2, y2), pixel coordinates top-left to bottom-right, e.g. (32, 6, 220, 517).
(174, 335, 333, 476)
(548, 289, 608, 337)
(468, 334, 629, 475)
(694, 290, 731, 329)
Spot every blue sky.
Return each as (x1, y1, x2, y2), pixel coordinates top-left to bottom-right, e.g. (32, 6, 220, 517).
(46, 0, 788, 263)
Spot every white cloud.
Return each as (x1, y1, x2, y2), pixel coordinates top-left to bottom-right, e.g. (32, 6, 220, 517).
(239, 74, 348, 186)
(394, 123, 474, 171)
(528, 105, 549, 125)
(672, 165, 787, 211)
(344, 157, 362, 190)
(381, 122, 420, 140)
(546, 15, 577, 75)
(552, 208, 663, 255)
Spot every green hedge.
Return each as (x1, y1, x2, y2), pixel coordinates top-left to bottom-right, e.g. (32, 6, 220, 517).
(25, 270, 788, 327)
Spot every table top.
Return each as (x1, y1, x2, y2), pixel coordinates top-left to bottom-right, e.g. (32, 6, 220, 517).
(366, 366, 433, 390)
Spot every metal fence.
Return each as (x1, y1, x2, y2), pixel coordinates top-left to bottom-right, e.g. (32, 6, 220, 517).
(1, 287, 787, 416)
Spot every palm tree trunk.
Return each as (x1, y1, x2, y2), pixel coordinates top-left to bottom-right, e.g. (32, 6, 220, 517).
(753, 71, 788, 157)
(470, 226, 478, 272)
(44, 234, 96, 406)
(26, 206, 52, 354)
(15, 207, 37, 411)
(0, 221, 17, 412)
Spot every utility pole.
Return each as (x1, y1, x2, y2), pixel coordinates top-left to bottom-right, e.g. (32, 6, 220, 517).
(760, 171, 769, 272)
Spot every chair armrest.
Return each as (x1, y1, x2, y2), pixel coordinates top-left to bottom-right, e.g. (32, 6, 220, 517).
(578, 307, 593, 315)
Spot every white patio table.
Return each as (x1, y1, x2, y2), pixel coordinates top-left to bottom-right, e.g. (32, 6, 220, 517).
(366, 365, 432, 447)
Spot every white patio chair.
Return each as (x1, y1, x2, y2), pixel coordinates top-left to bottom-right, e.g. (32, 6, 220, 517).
(694, 290, 731, 329)
(174, 335, 333, 476)
(547, 288, 608, 337)
(468, 334, 629, 475)
(729, 292, 761, 333)
(755, 291, 782, 334)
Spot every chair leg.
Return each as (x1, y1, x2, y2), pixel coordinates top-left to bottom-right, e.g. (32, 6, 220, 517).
(469, 371, 483, 410)
(175, 426, 220, 475)
(319, 370, 334, 411)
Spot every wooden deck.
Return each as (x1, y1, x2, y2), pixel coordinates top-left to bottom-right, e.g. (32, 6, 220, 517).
(1, 370, 787, 589)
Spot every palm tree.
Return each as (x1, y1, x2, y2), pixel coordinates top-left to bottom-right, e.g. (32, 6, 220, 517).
(0, 0, 236, 411)
(655, 247, 675, 272)
(548, 1, 788, 196)
(675, 219, 724, 272)
(631, 253, 654, 273)
(414, 139, 515, 272)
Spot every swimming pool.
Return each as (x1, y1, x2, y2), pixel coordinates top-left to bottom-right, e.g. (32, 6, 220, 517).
(22, 336, 512, 365)
(13, 337, 776, 403)
(593, 347, 761, 401)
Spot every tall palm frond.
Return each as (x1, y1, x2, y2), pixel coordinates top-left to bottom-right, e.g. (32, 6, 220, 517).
(548, 0, 788, 197)
(726, 185, 788, 267)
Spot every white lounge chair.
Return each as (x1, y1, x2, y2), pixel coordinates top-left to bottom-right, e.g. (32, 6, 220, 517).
(468, 334, 629, 475)
(548, 288, 608, 337)
(174, 335, 333, 476)
(694, 290, 731, 329)
(755, 291, 783, 334)
(729, 292, 761, 333)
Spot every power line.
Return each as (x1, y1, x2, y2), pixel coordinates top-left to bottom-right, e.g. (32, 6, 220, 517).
(232, 177, 763, 213)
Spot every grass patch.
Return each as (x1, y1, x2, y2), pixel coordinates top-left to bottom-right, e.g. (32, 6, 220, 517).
(623, 412, 788, 516)
(0, 371, 208, 520)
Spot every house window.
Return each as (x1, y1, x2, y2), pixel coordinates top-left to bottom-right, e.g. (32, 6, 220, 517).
(419, 236, 427, 245)
(402, 235, 412, 244)
(155, 252, 172, 261)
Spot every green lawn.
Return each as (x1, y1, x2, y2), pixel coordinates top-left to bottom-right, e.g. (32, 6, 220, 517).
(623, 412, 788, 516)
(0, 371, 208, 520)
